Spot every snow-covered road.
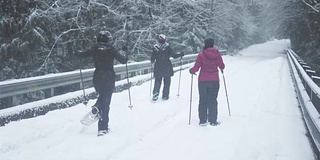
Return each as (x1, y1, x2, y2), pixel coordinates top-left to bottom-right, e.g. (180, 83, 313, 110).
(0, 40, 314, 160)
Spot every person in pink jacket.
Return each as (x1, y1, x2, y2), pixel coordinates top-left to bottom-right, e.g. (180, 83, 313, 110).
(189, 38, 225, 126)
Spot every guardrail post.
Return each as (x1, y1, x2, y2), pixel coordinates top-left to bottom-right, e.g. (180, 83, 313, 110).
(302, 65, 311, 71)
(44, 88, 54, 98)
(297, 59, 304, 62)
(143, 69, 148, 74)
(12, 96, 18, 106)
(116, 75, 121, 81)
(313, 76, 320, 87)
(79, 81, 84, 91)
(2, 96, 18, 108)
(76, 82, 80, 90)
(300, 62, 308, 65)
(2, 97, 13, 109)
(131, 71, 136, 77)
(306, 69, 316, 77)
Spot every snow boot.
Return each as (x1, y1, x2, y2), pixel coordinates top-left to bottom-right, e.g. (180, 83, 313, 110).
(209, 121, 220, 126)
(97, 129, 108, 136)
(199, 122, 207, 126)
(90, 106, 100, 119)
(162, 96, 169, 101)
(152, 92, 159, 102)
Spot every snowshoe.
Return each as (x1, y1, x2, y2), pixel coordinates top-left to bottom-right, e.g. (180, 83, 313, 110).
(80, 106, 101, 126)
(151, 92, 159, 102)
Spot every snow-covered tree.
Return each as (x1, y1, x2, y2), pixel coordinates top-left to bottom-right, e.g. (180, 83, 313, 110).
(0, 0, 257, 81)
(259, 0, 320, 72)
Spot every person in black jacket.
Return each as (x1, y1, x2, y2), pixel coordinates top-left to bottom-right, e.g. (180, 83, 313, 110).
(78, 31, 128, 136)
(151, 34, 184, 101)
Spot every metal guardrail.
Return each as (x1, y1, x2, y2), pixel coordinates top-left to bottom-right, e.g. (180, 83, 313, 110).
(0, 53, 205, 108)
(287, 49, 320, 160)
(0, 50, 227, 108)
(0, 50, 228, 126)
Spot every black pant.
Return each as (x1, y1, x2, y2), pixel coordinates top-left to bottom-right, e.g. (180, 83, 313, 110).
(198, 81, 220, 123)
(93, 69, 115, 131)
(153, 76, 171, 98)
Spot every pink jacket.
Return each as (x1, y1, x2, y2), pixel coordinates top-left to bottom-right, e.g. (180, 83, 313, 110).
(190, 48, 225, 81)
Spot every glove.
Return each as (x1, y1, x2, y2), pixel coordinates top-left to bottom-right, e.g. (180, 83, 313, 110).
(122, 46, 128, 52)
(180, 51, 184, 58)
(83, 97, 89, 106)
(189, 68, 194, 74)
(221, 69, 224, 73)
(75, 50, 83, 57)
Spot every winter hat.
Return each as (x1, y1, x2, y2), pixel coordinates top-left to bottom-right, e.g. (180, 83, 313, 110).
(159, 34, 166, 40)
(204, 38, 214, 49)
(157, 34, 166, 44)
(97, 31, 112, 43)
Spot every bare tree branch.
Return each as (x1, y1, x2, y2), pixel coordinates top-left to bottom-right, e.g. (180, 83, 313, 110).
(302, 0, 320, 12)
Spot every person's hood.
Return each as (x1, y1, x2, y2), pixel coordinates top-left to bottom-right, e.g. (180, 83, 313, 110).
(202, 48, 220, 59)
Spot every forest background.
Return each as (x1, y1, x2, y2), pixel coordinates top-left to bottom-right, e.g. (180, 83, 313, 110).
(0, 0, 319, 104)
(1, 0, 319, 80)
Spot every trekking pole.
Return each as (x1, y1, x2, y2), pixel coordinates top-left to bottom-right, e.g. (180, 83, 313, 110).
(222, 71, 231, 116)
(150, 63, 153, 96)
(188, 74, 194, 125)
(177, 57, 182, 98)
(125, 62, 133, 109)
(79, 59, 88, 106)
(124, 22, 133, 109)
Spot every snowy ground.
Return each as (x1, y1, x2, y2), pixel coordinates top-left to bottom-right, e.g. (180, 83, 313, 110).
(0, 40, 315, 160)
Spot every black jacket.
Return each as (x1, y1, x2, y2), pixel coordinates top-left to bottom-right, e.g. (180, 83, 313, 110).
(78, 42, 128, 70)
(78, 42, 128, 93)
(151, 43, 182, 78)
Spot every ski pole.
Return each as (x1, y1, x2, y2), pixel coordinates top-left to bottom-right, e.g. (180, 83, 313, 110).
(188, 74, 194, 125)
(124, 24, 133, 109)
(222, 71, 231, 116)
(150, 63, 153, 96)
(79, 59, 88, 106)
(177, 57, 182, 98)
(125, 62, 133, 109)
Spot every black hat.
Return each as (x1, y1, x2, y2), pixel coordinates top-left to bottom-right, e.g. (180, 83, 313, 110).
(97, 31, 112, 43)
(204, 38, 214, 49)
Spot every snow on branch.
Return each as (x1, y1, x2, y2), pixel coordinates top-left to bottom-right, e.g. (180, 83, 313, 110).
(32, 28, 46, 44)
(44, 0, 61, 13)
(89, 1, 123, 17)
(76, 5, 83, 30)
(302, 0, 320, 12)
(37, 28, 86, 72)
